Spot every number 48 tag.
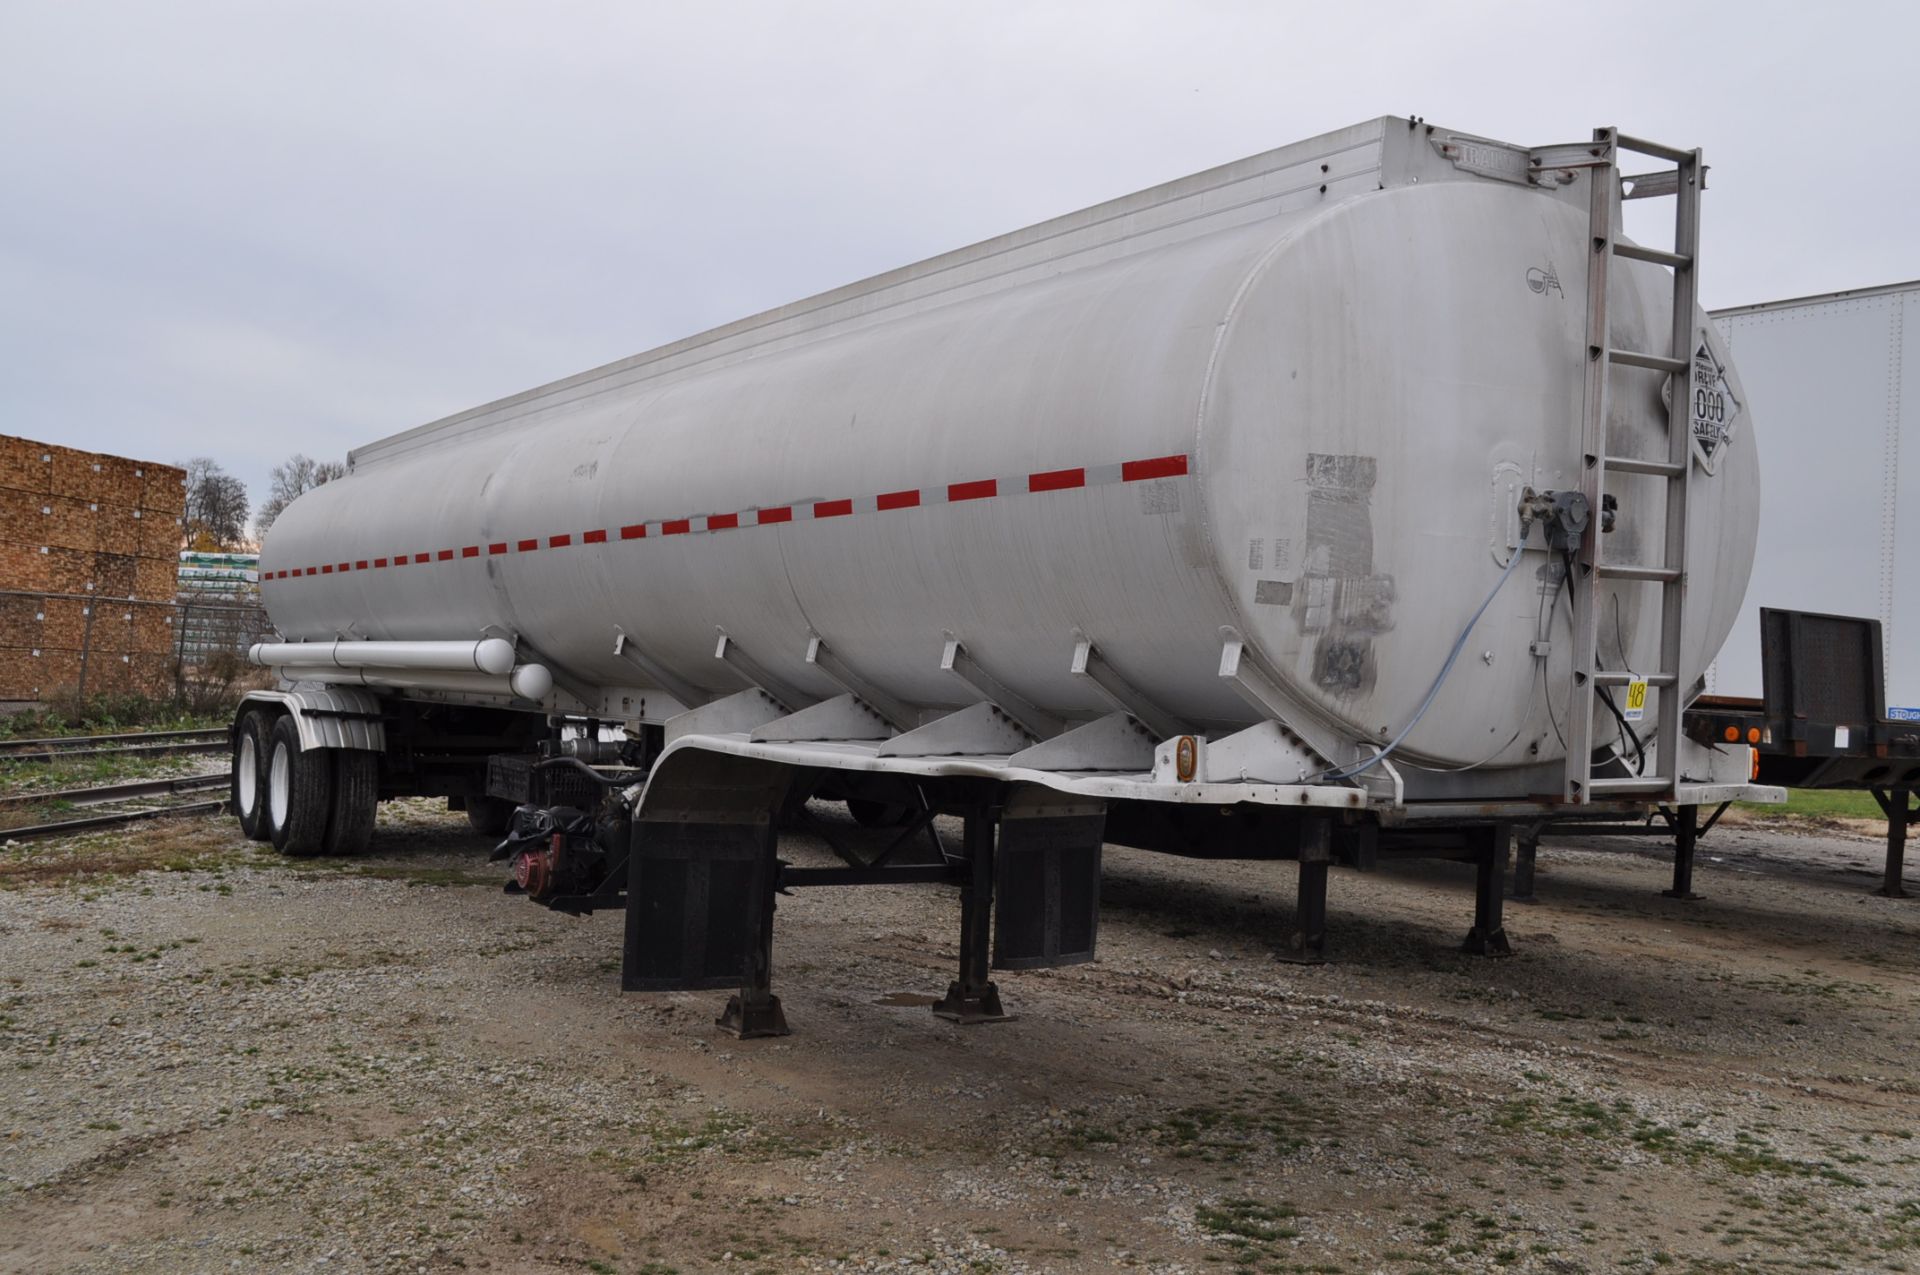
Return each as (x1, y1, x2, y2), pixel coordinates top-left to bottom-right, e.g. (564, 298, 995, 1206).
(1623, 677, 1649, 723)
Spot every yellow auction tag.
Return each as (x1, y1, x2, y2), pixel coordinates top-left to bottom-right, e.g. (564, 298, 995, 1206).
(1623, 677, 1649, 722)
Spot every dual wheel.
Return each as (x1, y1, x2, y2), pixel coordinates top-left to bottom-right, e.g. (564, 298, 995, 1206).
(231, 711, 378, 856)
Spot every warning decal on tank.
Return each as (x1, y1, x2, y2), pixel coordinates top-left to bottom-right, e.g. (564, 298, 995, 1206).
(1691, 336, 1741, 474)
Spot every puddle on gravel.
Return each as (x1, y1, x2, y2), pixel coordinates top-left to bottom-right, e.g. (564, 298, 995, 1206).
(874, 991, 940, 1007)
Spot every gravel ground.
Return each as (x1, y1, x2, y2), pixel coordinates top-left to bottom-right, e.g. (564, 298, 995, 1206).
(2, 799, 1919, 1275)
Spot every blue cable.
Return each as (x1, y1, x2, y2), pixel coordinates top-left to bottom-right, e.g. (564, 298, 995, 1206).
(1319, 544, 1531, 783)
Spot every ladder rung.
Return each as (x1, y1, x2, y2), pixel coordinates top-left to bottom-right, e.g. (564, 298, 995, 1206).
(1593, 672, 1678, 688)
(1603, 455, 1685, 477)
(1609, 349, 1689, 375)
(1613, 242, 1691, 269)
(1615, 134, 1693, 164)
(1622, 170, 1680, 200)
(1587, 777, 1675, 796)
(1596, 563, 1682, 583)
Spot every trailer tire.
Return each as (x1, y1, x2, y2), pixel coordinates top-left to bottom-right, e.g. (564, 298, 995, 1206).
(267, 715, 333, 857)
(324, 749, 379, 857)
(466, 796, 514, 837)
(231, 711, 272, 842)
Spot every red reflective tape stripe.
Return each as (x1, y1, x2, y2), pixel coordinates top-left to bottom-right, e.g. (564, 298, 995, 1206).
(1121, 454, 1188, 482)
(1028, 467, 1085, 493)
(287, 452, 1184, 568)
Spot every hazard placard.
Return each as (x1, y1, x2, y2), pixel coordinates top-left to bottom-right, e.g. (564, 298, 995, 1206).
(1623, 677, 1649, 723)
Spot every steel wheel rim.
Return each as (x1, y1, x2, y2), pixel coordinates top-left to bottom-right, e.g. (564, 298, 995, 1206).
(238, 733, 258, 815)
(269, 740, 291, 829)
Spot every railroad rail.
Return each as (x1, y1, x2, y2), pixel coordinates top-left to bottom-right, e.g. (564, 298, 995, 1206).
(3, 799, 228, 843)
(0, 772, 228, 811)
(0, 728, 227, 765)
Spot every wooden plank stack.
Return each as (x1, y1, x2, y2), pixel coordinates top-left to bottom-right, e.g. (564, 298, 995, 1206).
(0, 435, 187, 701)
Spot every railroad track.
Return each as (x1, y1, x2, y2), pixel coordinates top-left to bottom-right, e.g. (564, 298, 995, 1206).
(1, 773, 230, 842)
(0, 727, 228, 765)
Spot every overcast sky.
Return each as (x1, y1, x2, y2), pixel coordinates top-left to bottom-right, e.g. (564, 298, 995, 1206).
(3, 1, 1914, 517)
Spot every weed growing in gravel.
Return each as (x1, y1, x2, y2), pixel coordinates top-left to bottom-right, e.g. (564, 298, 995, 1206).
(1194, 1196, 1301, 1267)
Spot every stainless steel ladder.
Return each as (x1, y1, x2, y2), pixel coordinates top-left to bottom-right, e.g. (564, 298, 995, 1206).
(1563, 128, 1703, 803)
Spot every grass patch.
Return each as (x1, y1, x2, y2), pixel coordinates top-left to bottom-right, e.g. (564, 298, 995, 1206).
(1736, 788, 1887, 822)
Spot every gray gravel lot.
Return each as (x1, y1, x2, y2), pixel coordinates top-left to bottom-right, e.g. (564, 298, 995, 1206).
(3, 800, 1919, 1274)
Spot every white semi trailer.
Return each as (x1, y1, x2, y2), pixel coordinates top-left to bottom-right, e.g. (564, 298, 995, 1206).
(1707, 280, 1919, 718)
(230, 117, 1780, 1034)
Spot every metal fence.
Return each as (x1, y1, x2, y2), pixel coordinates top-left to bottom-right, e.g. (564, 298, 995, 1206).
(0, 588, 271, 703)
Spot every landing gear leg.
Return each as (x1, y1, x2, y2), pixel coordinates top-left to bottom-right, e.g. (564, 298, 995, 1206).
(1462, 823, 1513, 956)
(1510, 828, 1540, 904)
(1278, 820, 1331, 965)
(1662, 803, 1701, 901)
(717, 847, 789, 1039)
(1874, 787, 1914, 899)
(934, 807, 1008, 1024)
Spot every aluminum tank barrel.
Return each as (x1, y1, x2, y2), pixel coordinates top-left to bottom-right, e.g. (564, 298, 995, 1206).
(257, 118, 1760, 772)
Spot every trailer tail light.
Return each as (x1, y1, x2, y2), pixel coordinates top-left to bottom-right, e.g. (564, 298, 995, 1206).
(1746, 727, 1761, 744)
(1723, 726, 1739, 742)
(1752, 749, 1761, 780)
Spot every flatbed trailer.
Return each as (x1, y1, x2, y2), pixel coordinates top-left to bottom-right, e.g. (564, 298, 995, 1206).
(1516, 609, 1919, 900)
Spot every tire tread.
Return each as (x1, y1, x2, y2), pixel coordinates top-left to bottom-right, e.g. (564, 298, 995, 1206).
(269, 715, 332, 857)
(324, 750, 379, 857)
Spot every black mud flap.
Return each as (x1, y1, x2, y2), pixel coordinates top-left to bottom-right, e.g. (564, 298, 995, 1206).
(622, 820, 778, 991)
(993, 791, 1105, 970)
(621, 752, 789, 992)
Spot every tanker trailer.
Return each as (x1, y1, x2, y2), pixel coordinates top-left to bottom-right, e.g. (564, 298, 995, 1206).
(231, 117, 1781, 1034)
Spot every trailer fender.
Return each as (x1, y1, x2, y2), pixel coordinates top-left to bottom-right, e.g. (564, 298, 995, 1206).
(238, 687, 386, 753)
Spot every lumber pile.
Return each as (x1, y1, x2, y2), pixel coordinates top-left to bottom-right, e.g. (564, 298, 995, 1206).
(0, 435, 186, 701)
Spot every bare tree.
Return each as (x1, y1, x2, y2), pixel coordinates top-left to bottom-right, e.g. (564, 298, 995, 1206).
(177, 457, 251, 550)
(254, 453, 346, 538)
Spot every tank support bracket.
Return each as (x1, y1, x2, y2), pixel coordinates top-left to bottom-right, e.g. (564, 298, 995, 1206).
(613, 628, 710, 709)
(1070, 636, 1185, 741)
(941, 637, 1063, 740)
(714, 632, 814, 713)
(806, 636, 917, 731)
